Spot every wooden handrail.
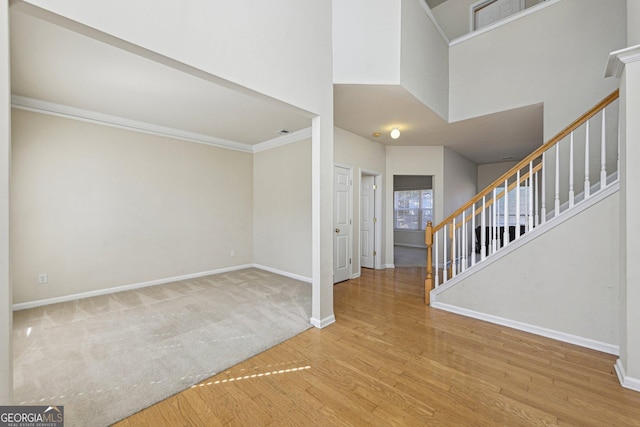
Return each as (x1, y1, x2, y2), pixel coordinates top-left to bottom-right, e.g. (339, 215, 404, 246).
(432, 89, 619, 233)
(425, 90, 619, 302)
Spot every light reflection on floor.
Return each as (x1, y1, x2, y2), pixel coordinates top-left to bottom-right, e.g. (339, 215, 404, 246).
(193, 365, 312, 388)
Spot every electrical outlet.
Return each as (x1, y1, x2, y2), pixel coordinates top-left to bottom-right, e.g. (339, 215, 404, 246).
(38, 273, 48, 284)
(230, 250, 236, 257)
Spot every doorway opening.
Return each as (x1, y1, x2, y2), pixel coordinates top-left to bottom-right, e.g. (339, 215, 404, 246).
(393, 175, 433, 268)
(359, 171, 382, 272)
(334, 165, 352, 284)
(471, 0, 525, 31)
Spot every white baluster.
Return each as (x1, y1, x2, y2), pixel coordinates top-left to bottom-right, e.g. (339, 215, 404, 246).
(471, 203, 476, 267)
(443, 224, 448, 283)
(554, 144, 560, 216)
(569, 131, 575, 208)
(459, 224, 462, 274)
(515, 170, 520, 239)
(601, 108, 607, 189)
(492, 188, 498, 254)
(503, 180, 509, 247)
(451, 218, 457, 278)
(618, 120, 621, 176)
(434, 231, 439, 287)
(462, 211, 467, 272)
(528, 161, 534, 230)
(481, 195, 486, 261)
(585, 119, 591, 198)
(533, 172, 540, 227)
(458, 215, 462, 273)
(541, 152, 546, 223)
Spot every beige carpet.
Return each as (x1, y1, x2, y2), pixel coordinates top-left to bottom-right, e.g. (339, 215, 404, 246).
(13, 268, 312, 427)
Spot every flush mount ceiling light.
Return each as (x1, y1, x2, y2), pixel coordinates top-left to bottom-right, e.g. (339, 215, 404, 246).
(390, 127, 400, 139)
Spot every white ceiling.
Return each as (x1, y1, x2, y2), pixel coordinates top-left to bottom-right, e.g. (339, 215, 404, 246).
(10, 10, 311, 147)
(10, 7, 543, 164)
(334, 85, 543, 164)
(425, 0, 448, 10)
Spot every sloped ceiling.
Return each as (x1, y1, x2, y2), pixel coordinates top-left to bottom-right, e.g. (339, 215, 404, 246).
(10, 9, 311, 147)
(334, 85, 543, 165)
(425, 0, 448, 10)
(10, 5, 542, 164)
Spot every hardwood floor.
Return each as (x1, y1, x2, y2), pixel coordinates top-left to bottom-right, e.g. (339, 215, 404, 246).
(115, 268, 640, 426)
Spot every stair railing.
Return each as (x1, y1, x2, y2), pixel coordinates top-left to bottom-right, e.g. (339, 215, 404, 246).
(425, 90, 619, 304)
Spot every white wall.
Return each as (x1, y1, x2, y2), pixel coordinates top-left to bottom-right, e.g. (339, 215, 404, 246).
(332, 0, 401, 84)
(624, 2, 640, 385)
(618, 66, 629, 382)
(18, 0, 332, 115)
(628, 0, 640, 46)
(443, 147, 477, 217)
(0, 0, 11, 404)
(436, 190, 620, 348)
(385, 146, 444, 266)
(619, 60, 640, 382)
(334, 127, 386, 273)
(11, 109, 253, 304)
(432, 0, 543, 41)
(333, 0, 449, 119)
(432, 0, 475, 40)
(254, 140, 311, 279)
(17, 0, 335, 328)
(449, 0, 625, 141)
(477, 160, 519, 192)
(400, 0, 449, 120)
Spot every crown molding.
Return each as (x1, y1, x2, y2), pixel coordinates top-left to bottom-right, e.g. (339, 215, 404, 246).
(252, 127, 312, 153)
(11, 95, 255, 153)
(605, 45, 640, 78)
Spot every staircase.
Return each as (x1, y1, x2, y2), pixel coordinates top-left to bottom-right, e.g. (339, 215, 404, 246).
(424, 90, 620, 305)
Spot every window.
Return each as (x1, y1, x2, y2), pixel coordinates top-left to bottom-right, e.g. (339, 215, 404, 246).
(496, 185, 530, 225)
(394, 189, 433, 230)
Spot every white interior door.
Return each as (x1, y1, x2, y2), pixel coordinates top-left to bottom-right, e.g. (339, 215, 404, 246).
(474, 0, 524, 30)
(334, 166, 351, 283)
(360, 175, 375, 269)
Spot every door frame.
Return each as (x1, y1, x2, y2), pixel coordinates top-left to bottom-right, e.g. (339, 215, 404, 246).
(359, 169, 383, 274)
(334, 163, 353, 283)
(469, 0, 526, 32)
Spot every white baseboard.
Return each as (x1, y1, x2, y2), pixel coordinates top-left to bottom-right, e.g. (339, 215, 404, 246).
(252, 264, 312, 283)
(14, 264, 312, 311)
(13, 264, 254, 311)
(310, 314, 336, 329)
(615, 359, 640, 392)
(431, 302, 619, 356)
(384, 264, 395, 269)
(351, 272, 361, 280)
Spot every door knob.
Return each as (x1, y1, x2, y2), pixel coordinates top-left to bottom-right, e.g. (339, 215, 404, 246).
(335, 228, 340, 233)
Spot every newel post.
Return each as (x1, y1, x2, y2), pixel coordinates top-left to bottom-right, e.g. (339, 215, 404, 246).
(425, 221, 433, 305)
